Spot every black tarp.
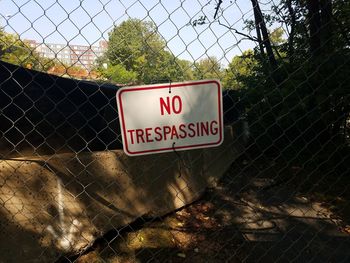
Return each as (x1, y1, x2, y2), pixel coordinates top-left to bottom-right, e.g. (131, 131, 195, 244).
(0, 60, 243, 157)
(0, 61, 121, 156)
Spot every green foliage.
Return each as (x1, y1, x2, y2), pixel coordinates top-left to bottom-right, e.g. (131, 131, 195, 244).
(222, 50, 258, 90)
(218, 1, 350, 157)
(269, 27, 286, 45)
(99, 64, 137, 84)
(333, 0, 350, 49)
(193, 56, 223, 80)
(237, 51, 350, 157)
(101, 19, 194, 84)
(106, 19, 163, 70)
(0, 28, 54, 71)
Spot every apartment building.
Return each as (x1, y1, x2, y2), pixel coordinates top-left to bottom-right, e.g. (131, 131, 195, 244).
(27, 40, 108, 70)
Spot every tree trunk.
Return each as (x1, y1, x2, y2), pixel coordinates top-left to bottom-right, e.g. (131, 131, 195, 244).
(306, 0, 321, 57)
(252, 6, 265, 57)
(320, 0, 333, 53)
(286, 0, 296, 60)
(251, 0, 277, 70)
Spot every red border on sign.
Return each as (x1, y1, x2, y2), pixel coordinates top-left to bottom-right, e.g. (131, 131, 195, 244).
(117, 80, 223, 155)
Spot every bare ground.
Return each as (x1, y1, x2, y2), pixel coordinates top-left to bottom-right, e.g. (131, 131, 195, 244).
(69, 155, 350, 263)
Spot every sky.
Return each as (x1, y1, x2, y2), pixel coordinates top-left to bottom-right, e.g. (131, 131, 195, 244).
(0, 0, 268, 66)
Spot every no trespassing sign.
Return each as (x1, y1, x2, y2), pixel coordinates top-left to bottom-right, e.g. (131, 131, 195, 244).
(116, 80, 224, 156)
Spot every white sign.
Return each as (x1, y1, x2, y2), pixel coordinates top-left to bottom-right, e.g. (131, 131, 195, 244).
(116, 80, 223, 156)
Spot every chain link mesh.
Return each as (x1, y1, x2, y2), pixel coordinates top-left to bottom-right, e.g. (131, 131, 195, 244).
(0, 0, 349, 262)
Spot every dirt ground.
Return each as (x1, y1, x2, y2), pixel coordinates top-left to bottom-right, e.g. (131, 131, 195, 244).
(68, 155, 350, 263)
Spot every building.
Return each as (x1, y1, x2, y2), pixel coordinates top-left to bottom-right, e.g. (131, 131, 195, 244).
(27, 40, 108, 70)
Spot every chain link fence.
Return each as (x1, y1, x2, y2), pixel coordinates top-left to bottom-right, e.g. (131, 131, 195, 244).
(0, 0, 349, 262)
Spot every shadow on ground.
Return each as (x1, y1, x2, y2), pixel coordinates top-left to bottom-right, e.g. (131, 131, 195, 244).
(71, 154, 350, 263)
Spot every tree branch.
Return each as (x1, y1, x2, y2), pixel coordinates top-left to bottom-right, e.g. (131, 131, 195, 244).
(218, 20, 259, 42)
(214, 0, 223, 19)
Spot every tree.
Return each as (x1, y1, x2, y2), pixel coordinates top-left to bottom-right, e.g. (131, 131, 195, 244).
(0, 29, 54, 71)
(193, 56, 223, 80)
(270, 27, 286, 46)
(102, 18, 193, 84)
(98, 64, 137, 84)
(197, 0, 349, 152)
(222, 50, 258, 90)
